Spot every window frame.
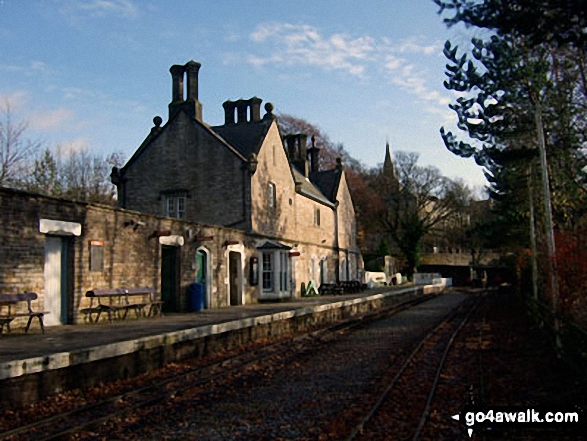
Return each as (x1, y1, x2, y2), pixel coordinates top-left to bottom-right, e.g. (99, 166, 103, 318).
(261, 250, 289, 293)
(165, 193, 187, 219)
(262, 252, 274, 292)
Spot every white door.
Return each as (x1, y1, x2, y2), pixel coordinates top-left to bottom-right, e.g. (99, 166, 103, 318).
(44, 236, 65, 326)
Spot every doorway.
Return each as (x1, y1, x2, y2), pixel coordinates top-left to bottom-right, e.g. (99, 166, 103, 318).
(161, 245, 180, 313)
(228, 251, 242, 306)
(44, 236, 72, 326)
(196, 249, 209, 308)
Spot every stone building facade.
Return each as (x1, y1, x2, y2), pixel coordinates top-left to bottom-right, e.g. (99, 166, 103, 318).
(0, 61, 362, 329)
(112, 60, 362, 303)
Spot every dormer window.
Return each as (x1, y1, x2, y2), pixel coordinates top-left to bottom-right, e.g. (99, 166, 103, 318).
(268, 182, 276, 208)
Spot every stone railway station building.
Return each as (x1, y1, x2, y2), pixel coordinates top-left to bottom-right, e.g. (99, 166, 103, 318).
(0, 61, 362, 327)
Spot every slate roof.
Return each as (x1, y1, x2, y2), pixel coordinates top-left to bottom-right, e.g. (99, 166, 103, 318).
(291, 167, 336, 207)
(214, 117, 342, 208)
(211, 118, 273, 158)
(311, 168, 342, 202)
(121, 104, 343, 210)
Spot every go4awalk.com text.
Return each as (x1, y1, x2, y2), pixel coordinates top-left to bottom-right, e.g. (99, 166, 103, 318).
(451, 406, 585, 438)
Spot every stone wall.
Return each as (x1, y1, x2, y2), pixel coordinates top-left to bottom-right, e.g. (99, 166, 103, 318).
(121, 111, 249, 229)
(0, 187, 258, 328)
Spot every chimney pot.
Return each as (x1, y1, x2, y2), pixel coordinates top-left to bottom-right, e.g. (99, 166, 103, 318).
(249, 97, 262, 122)
(169, 65, 185, 103)
(222, 100, 236, 125)
(236, 99, 248, 123)
(184, 60, 201, 102)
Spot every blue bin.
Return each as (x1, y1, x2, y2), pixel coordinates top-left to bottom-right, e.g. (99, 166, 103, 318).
(188, 283, 204, 312)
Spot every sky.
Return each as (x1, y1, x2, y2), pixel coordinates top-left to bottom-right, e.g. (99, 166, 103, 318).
(0, 0, 487, 191)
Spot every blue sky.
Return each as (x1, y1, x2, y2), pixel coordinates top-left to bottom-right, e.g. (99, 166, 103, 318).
(0, 0, 486, 190)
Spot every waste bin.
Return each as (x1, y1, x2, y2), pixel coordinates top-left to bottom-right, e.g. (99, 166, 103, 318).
(188, 283, 204, 312)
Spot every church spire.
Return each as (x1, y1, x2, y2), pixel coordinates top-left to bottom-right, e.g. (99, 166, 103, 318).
(382, 141, 399, 194)
(383, 141, 395, 179)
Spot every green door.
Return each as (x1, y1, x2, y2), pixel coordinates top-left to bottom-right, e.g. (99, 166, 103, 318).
(161, 245, 180, 313)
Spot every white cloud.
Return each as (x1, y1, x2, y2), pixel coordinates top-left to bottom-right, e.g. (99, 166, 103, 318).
(57, 137, 91, 157)
(29, 108, 76, 131)
(0, 60, 49, 75)
(61, 0, 139, 22)
(243, 22, 451, 116)
(31, 60, 47, 71)
(0, 90, 29, 109)
(394, 36, 441, 56)
(383, 54, 450, 113)
(247, 23, 376, 77)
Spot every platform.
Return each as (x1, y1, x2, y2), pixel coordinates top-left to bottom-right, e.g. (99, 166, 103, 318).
(0, 284, 444, 406)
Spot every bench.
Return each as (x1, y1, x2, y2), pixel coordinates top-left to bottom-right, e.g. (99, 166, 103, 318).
(318, 283, 344, 295)
(340, 280, 363, 293)
(318, 281, 365, 296)
(82, 287, 163, 323)
(0, 292, 46, 335)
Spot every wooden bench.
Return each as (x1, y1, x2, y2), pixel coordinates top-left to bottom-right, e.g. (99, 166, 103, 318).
(318, 283, 344, 295)
(82, 288, 163, 323)
(340, 280, 363, 293)
(0, 292, 46, 335)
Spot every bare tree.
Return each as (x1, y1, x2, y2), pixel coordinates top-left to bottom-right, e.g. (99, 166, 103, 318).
(381, 151, 471, 276)
(0, 101, 40, 187)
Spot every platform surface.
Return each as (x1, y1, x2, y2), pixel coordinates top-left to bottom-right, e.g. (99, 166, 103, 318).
(0, 286, 427, 381)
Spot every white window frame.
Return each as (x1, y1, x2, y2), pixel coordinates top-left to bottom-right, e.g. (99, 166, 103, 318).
(262, 252, 274, 292)
(261, 250, 289, 294)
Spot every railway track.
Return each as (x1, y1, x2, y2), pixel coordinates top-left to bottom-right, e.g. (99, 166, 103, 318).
(346, 295, 482, 440)
(0, 291, 438, 441)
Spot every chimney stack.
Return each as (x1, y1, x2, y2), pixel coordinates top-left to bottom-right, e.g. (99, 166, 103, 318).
(285, 134, 309, 177)
(308, 135, 321, 174)
(223, 97, 264, 125)
(168, 61, 203, 121)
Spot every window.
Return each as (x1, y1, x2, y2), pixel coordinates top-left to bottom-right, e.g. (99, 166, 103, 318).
(261, 250, 289, 293)
(262, 252, 273, 291)
(268, 182, 276, 209)
(89, 240, 104, 272)
(165, 193, 186, 219)
(314, 208, 321, 226)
